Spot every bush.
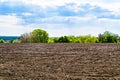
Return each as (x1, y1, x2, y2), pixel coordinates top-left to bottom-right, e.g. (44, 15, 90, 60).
(31, 29, 49, 43)
(51, 35, 98, 43)
(53, 37, 59, 43)
(19, 30, 120, 43)
(20, 33, 32, 43)
(0, 39, 4, 43)
(20, 29, 49, 43)
(48, 38, 54, 43)
(98, 31, 118, 43)
(57, 36, 70, 43)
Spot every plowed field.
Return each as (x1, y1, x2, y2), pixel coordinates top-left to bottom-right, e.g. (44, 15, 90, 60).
(0, 43, 120, 80)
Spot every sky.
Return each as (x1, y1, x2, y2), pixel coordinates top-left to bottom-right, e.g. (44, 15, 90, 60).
(0, 0, 120, 37)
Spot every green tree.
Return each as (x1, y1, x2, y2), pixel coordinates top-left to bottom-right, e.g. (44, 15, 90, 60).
(67, 36, 76, 43)
(52, 35, 98, 43)
(85, 35, 99, 43)
(20, 29, 49, 43)
(98, 31, 118, 43)
(117, 37, 120, 43)
(48, 38, 54, 43)
(58, 36, 70, 43)
(31, 29, 49, 43)
(0, 39, 4, 43)
(77, 35, 98, 43)
(53, 37, 59, 43)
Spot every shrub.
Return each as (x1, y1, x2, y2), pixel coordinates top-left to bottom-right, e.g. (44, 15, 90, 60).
(98, 31, 118, 43)
(20, 29, 49, 43)
(0, 39, 4, 43)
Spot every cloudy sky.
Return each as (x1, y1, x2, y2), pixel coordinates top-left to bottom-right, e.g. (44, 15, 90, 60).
(0, 0, 120, 37)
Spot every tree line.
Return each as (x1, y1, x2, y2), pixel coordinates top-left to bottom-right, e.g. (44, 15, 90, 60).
(0, 29, 120, 43)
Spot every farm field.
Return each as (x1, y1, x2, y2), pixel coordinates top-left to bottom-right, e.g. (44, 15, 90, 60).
(0, 43, 120, 80)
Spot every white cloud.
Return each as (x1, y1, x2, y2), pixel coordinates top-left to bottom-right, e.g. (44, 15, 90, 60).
(0, 14, 120, 37)
(0, 0, 120, 37)
(1, 0, 119, 8)
(0, 15, 33, 36)
(45, 27, 105, 37)
(22, 12, 33, 16)
(0, 15, 23, 25)
(31, 0, 120, 13)
(34, 16, 120, 37)
(1, 0, 120, 14)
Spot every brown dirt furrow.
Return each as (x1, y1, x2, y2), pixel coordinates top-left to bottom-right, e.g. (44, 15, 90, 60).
(0, 43, 120, 80)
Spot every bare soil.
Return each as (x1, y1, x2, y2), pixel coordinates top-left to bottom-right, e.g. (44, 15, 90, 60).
(0, 43, 120, 80)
